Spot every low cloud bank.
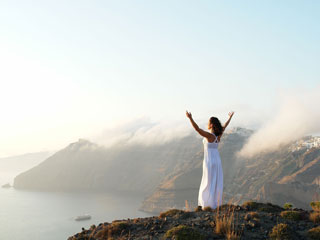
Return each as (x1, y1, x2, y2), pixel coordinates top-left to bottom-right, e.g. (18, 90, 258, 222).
(238, 87, 320, 158)
(92, 116, 193, 147)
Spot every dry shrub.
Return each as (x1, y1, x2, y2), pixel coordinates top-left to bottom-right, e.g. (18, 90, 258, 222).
(164, 225, 206, 240)
(214, 199, 240, 239)
(310, 201, 320, 211)
(283, 202, 293, 210)
(184, 200, 191, 211)
(241, 200, 258, 209)
(308, 226, 320, 240)
(159, 209, 184, 218)
(215, 212, 236, 236)
(225, 231, 240, 240)
(194, 206, 203, 212)
(250, 211, 259, 219)
(269, 223, 293, 240)
(203, 206, 213, 212)
(309, 212, 320, 223)
(94, 225, 108, 239)
(94, 221, 130, 239)
(280, 210, 302, 221)
(132, 218, 139, 224)
(244, 211, 259, 221)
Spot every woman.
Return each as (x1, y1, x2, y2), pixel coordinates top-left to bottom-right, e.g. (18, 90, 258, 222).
(186, 110, 234, 209)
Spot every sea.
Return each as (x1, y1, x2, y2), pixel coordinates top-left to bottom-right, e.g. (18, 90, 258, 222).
(0, 187, 153, 240)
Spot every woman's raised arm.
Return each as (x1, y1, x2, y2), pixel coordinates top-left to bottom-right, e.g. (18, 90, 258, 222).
(222, 111, 235, 132)
(186, 110, 213, 139)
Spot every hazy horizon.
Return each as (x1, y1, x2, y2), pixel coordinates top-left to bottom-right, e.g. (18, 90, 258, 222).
(1, 0, 320, 157)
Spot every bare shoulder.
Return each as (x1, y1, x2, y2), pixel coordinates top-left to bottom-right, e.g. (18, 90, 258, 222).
(198, 128, 215, 140)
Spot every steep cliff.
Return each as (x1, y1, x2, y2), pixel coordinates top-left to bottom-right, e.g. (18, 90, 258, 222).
(13, 128, 320, 213)
(140, 134, 320, 213)
(140, 128, 251, 213)
(14, 136, 202, 195)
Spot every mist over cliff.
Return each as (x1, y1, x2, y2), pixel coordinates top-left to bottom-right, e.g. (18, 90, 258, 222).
(13, 126, 320, 213)
(13, 135, 201, 194)
(239, 87, 320, 157)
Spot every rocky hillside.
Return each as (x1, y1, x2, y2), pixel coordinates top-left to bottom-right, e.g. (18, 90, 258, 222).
(233, 145, 320, 210)
(13, 128, 320, 213)
(68, 201, 320, 240)
(13, 136, 202, 195)
(139, 128, 251, 213)
(140, 134, 320, 213)
(13, 128, 249, 198)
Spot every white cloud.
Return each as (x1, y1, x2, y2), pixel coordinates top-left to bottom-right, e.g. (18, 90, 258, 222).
(91, 116, 193, 147)
(238, 86, 320, 157)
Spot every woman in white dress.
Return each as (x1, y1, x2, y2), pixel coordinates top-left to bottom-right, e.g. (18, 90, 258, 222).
(186, 111, 234, 209)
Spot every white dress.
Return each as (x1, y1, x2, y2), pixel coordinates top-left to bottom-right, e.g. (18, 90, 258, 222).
(198, 132, 223, 209)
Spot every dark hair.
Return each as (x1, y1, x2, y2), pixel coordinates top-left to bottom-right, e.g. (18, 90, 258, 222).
(209, 117, 223, 136)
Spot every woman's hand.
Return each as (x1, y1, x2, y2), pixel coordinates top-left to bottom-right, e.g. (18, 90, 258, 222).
(222, 111, 235, 133)
(186, 110, 192, 119)
(228, 111, 235, 118)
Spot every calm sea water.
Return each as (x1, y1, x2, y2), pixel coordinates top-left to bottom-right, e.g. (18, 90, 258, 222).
(0, 188, 153, 240)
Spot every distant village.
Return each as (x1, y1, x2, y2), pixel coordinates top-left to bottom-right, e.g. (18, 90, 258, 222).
(290, 136, 320, 152)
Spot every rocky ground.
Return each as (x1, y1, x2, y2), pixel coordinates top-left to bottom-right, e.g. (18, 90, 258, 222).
(68, 201, 320, 240)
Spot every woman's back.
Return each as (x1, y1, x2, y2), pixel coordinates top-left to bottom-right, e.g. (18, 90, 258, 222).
(203, 133, 219, 150)
(199, 132, 223, 209)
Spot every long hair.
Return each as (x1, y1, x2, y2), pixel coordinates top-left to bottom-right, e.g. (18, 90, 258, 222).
(210, 117, 223, 136)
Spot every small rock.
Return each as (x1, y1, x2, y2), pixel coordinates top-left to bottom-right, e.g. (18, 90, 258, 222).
(248, 219, 260, 228)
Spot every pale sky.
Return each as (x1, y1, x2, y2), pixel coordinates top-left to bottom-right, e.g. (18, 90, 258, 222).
(0, 0, 319, 157)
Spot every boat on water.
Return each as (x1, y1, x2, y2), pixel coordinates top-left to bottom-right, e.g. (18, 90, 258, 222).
(74, 214, 91, 221)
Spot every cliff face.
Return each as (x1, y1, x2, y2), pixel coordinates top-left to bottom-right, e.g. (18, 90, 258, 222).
(13, 136, 202, 195)
(255, 149, 320, 209)
(257, 182, 319, 209)
(13, 129, 251, 200)
(140, 130, 250, 213)
(140, 135, 320, 213)
(278, 150, 320, 185)
(13, 128, 320, 213)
